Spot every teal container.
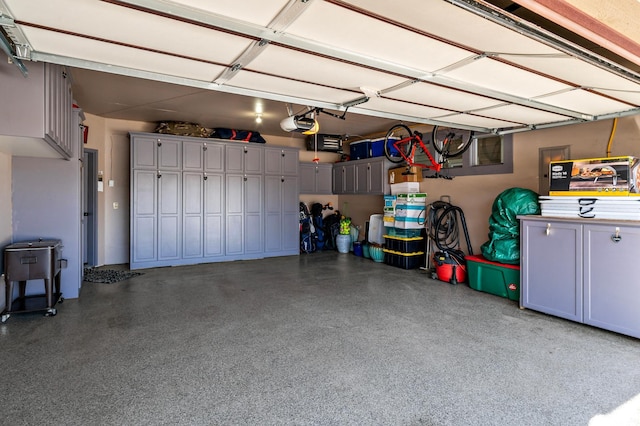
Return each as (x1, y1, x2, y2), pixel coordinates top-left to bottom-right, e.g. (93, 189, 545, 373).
(362, 243, 371, 259)
(369, 245, 384, 262)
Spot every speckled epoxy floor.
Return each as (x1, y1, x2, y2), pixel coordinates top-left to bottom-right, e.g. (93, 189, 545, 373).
(1, 251, 639, 425)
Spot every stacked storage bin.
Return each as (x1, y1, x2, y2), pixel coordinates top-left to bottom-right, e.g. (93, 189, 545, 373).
(383, 195, 396, 232)
(383, 191, 426, 269)
(394, 193, 427, 229)
(349, 139, 371, 160)
(383, 234, 425, 269)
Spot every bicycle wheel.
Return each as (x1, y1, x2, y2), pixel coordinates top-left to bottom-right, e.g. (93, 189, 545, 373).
(431, 126, 474, 157)
(384, 124, 413, 164)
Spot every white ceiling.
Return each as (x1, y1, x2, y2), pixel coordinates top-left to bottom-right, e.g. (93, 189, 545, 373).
(2, 0, 640, 139)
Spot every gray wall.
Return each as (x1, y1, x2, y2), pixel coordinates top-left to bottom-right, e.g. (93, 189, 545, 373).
(12, 156, 82, 299)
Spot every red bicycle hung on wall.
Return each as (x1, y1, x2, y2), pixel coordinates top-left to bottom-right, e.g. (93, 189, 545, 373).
(383, 123, 474, 178)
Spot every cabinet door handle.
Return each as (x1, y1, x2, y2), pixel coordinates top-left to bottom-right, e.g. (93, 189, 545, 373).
(545, 223, 551, 235)
(203, 175, 208, 181)
(157, 172, 162, 179)
(612, 227, 622, 243)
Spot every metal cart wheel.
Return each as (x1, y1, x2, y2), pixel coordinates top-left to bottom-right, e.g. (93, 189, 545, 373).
(1, 314, 9, 323)
(45, 308, 57, 317)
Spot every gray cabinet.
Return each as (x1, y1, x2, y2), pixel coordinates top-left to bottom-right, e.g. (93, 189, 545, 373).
(300, 162, 332, 194)
(183, 171, 225, 260)
(131, 133, 298, 268)
(183, 140, 225, 172)
(333, 157, 391, 195)
(265, 175, 299, 254)
(520, 219, 583, 322)
(333, 163, 356, 194)
(520, 216, 640, 339)
(131, 173, 182, 264)
(204, 174, 225, 258)
(132, 135, 182, 170)
(583, 223, 640, 337)
(226, 174, 263, 256)
(226, 144, 263, 174)
(158, 171, 182, 261)
(265, 147, 299, 175)
(132, 136, 158, 170)
(131, 169, 158, 264)
(265, 147, 299, 254)
(0, 61, 74, 158)
(182, 171, 205, 259)
(182, 141, 225, 260)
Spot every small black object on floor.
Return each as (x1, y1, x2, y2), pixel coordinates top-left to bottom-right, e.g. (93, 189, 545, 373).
(83, 268, 143, 284)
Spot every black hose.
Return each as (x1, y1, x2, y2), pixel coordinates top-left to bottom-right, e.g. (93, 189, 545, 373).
(434, 205, 473, 256)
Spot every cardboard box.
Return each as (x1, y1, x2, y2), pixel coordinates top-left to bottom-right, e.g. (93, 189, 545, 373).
(549, 156, 640, 196)
(388, 166, 423, 184)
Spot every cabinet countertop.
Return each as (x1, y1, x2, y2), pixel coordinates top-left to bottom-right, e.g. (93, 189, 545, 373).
(518, 215, 640, 226)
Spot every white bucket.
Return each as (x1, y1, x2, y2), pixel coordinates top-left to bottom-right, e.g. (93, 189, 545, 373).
(368, 214, 384, 245)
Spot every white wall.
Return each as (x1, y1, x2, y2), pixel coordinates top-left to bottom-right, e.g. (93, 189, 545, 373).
(0, 151, 11, 273)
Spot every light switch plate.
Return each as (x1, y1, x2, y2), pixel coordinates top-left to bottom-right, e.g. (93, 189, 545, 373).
(113, 202, 119, 210)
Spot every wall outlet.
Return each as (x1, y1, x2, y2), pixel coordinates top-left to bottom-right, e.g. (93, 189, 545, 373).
(113, 202, 119, 210)
(108, 179, 115, 187)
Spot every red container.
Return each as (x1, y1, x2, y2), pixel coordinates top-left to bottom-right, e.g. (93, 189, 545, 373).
(433, 251, 466, 284)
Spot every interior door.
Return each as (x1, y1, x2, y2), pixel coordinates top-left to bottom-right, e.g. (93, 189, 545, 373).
(82, 151, 88, 265)
(82, 148, 98, 267)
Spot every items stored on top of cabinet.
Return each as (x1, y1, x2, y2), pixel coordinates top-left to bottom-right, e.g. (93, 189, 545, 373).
(129, 132, 299, 270)
(155, 121, 210, 138)
(549, 156, 640, 196)
(154, 122, 268, 143)
(0, 60, 74, 159)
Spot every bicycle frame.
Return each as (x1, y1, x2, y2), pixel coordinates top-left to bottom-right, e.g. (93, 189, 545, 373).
(393, 133, 442, 172)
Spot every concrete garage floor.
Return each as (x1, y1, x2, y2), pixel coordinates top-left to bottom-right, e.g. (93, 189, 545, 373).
(1, 251, 639, 425)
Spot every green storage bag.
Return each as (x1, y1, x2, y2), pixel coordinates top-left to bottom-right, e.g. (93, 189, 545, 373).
(481, 187, 540, 264)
